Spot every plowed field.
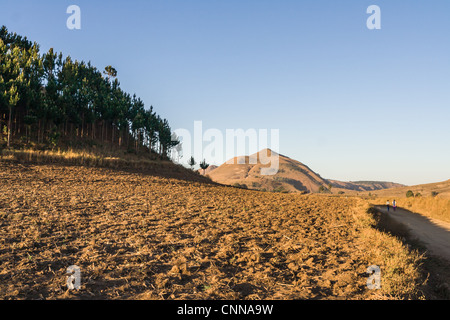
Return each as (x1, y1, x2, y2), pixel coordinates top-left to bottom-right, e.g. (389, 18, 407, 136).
(0, 162, 422, 300)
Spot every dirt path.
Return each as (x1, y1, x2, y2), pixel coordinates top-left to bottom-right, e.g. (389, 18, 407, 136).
(375, 205, 450, 262)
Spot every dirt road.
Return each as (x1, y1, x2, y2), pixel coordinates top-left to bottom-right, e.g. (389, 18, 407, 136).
(375, 205, 450, 262)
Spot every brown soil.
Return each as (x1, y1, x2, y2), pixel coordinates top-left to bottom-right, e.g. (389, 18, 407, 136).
(0, 161, 421, 300)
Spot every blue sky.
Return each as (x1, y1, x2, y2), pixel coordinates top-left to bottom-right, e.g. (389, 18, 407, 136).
(1, 0, 450, 185)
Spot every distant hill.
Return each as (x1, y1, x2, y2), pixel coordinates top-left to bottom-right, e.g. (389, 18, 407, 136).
(207, 149, 404, 194)
(365, 179, 450, 198)
(208, 149, 328, 193)
(330, 180, 405, 192)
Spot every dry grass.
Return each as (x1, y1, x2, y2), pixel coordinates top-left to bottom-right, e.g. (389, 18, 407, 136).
(401, 197, 450, 224)
(366, 206, 450, 299)
(0, 148, 212, 184)
(1, 148, 158, 169)
(0, 161, 425, 300)
(365, 180, 450, 199)
(350, 203, 424, 299)
(364, 178, 450, 224)
(370, 196, 450, 224)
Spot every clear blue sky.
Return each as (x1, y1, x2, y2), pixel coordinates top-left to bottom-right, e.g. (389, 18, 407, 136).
(1, 0, 450, 185)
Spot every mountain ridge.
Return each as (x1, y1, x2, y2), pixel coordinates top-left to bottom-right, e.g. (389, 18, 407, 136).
(206, 149, 405, 193)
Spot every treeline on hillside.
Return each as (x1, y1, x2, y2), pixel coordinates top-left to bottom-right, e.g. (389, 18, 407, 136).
(0, 26, 178, 157)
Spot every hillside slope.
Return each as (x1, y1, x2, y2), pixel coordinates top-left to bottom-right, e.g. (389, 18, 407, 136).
(207, 149, 404, 194)
(207, 149, 330, 193)
(366, 179, 450, 198)
(330, 180, 405, 192)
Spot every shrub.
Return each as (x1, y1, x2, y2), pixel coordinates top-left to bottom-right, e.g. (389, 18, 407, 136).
(199, 159, 209, 175)
(252, 182, 261, 188)
(273, 186, 287, 193)
(431, 191, 439, 197)
(188, 156, 196, 170)
(318, 185, 331, 194)
(406, 190, 415, 198)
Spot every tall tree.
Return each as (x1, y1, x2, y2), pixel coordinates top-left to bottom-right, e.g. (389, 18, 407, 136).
(103, 65, 117, 82)
(200, 159, 210, 175)
(0, 26, 180, 158)
(0, 40, 25, 147)
(188, 156, 196, 170)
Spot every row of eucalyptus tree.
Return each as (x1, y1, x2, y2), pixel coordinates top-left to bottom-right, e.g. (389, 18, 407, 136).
(0, 26, 178, 157)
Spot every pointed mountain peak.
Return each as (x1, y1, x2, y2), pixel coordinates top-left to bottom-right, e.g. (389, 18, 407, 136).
(253, 148, 280, 158)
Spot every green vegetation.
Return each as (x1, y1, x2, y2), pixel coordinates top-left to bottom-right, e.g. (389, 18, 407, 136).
(318, 185, 332, 194)
(0, 26, 178, 157)
(199, 159, 209, 175)
(188, 156, 196, 170)
(232, 183, 248, 190)
(406, 190, 415, 198)
(252, 182, 261, 188)
(272, 176, 307, 192)
(273, 186, 288, 193)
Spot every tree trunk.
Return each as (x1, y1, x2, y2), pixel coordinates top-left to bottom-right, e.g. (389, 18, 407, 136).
(7, 106, 12, 148)
(135, 130, 138, 152)
(15, 112, 19, 136)
(112, 124, 115, 145)
(81, 114, 85, 138)
(37, 119, 41, 144)
(42, 119, 46, 144)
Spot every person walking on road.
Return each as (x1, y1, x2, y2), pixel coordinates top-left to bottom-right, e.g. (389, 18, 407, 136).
(393, 200, 397, 212)
(386, 200, 390, 212)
